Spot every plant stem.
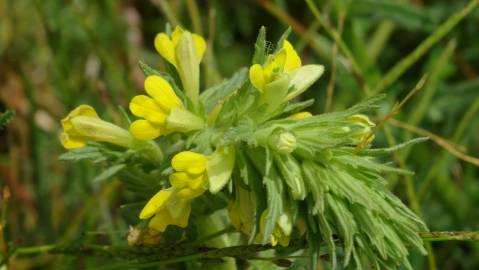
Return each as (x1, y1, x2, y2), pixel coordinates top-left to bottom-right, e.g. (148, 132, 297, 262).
(420, 231, 479, 241)
(15, 245, 56, 255)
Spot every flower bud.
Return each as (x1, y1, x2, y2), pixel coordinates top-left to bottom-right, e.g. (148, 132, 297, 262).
(347, 114, 375, 144)
(270, 131, 297, 154)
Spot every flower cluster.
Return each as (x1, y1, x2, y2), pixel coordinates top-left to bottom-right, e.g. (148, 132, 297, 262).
(59, 26, 427, 270)
(139, 151, 208, 232)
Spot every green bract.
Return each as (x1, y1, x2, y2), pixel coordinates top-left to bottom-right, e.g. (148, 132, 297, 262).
(60, 26, 428, 270)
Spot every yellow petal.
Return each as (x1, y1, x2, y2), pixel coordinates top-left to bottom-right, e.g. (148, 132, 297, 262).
(129, 95, 167, 124)
(167, 197, 190, 219)
(264, 49, 286, 79)
(72, 104, 99, 118)
(176, 187, 205, 199)
(60, 132, 86, 149)
(61, 105, 99, 131)
(188, 174, 206, 190)
(148, 199, 191, 232)
(144, 75, 183, 112)
(169, 172, 190, 189)
(148, 212, 170, 232)
(171, 26, 184, 46)
(129, 120, 164, 140)
(192, 34, 206, 62)
(249, 64, 265, 91)
(283, 40, 301, 72)
(289, 111, 312, 119)
(154, 33, 177, 66)
(139, 188, 174, 219)
(171, 151, 207, 175)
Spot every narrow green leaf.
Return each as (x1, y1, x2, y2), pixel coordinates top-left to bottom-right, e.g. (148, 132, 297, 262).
(93, 164, 126, 183)
(252, 26, 267, 65)
(200, 68, 248, 112)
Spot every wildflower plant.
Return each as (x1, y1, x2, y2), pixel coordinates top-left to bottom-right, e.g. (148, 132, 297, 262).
(59, 26, 429, 269)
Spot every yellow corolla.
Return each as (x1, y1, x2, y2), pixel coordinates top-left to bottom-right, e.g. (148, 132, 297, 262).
(249, 40, 301, 92)
(169, 151, 208, 199)
(138, 150, 235, 233)
(138, 151, 208, 232)
(60, 105, 133, 149)
(154, 26, 206, 68)
(129, 75, 203, 140)
(139, 187, 192, 232)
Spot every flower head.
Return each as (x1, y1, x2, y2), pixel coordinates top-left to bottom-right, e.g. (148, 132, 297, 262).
(129, 75, 204, 140)
(60, 105, 133, 149)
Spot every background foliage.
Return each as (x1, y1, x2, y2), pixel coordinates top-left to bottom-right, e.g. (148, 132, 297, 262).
(0, 0, 478, 269)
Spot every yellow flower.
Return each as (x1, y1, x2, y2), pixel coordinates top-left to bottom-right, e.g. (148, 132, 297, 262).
(138, 151, 209, 232)
(249, 40, 301, 92)
(155, 26, 206, 105)
(154, 26, 206, 68)
(139, 149, 235, 232)
(289, 111, 312, 119)
(60, 105, 133, 149)
(139, 187, 192, 232)
(169, 151, 208, 199)
(129, 75, 203, 140)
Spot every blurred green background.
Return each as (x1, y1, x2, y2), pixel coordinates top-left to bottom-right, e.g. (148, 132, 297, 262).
(0, 0, 478, 269)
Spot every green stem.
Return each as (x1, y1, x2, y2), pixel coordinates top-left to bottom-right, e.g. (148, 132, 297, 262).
(15, 245, 55, 255)
(420, 231, 479, 242)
